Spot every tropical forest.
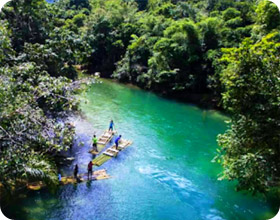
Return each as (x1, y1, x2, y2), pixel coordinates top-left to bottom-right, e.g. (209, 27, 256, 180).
(0, 0, 279, 219)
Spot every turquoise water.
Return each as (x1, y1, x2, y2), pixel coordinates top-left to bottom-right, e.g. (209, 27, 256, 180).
(2, 79, 277, 220)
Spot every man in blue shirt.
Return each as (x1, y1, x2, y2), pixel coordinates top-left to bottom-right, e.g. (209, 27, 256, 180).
(109, 120, 114, 131)
(115, 135, 122, 149)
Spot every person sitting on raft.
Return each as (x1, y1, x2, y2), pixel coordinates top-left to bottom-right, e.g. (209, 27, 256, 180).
(115, 135, 122, 150)
(109, 120, 114, 132)
(92, 134, 98, 152)
(88, 161, 93, 180)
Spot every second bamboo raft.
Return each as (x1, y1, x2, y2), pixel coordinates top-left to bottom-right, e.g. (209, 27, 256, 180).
(92, 139, 133, 166)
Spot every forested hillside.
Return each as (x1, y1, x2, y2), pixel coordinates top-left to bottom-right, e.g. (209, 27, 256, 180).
(0, 0, 279, 195)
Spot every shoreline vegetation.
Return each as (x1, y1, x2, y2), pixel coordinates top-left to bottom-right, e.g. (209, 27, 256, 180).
(0, 0, 279, 205)
(103, 78, 221, 110)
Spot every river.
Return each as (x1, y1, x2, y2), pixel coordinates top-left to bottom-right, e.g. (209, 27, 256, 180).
(2, 79, 277, 220)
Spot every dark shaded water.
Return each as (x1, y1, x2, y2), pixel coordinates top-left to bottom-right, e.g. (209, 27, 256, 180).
(2, 80, 278, 220)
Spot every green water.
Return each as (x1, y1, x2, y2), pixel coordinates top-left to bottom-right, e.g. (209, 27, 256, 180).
(2, 79, 277, 220)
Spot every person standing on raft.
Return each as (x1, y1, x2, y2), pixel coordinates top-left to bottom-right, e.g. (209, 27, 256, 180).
(109, 120, 114, 132)
(115, 135, 122, 150)
(74, 164, 79, 179)
(92, 134, 98, 152)
(88, 161, 93, 179)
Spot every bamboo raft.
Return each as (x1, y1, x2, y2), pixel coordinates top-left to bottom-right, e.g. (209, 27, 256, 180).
(89, 130, 116, 155)
(26, 169, 110, 190)
(92, 139, 133, 166)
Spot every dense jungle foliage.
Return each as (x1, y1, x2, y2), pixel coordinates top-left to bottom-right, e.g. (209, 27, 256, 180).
(0, 0, 279, 195)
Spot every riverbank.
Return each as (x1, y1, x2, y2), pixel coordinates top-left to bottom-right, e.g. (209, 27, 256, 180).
(0, 76, 92, 197)
(100, 76, 222, 111)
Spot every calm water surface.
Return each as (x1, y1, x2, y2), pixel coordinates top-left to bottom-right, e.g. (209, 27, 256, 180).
(3, 80, 277, 220)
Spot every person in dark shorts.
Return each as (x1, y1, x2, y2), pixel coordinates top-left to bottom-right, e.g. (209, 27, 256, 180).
(74, 164, 79, 179)
(109, 120, 114, 132)
(92, 134, 98, 151)
(88, 161, 93, 179)
(115, 135, 122, 150)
